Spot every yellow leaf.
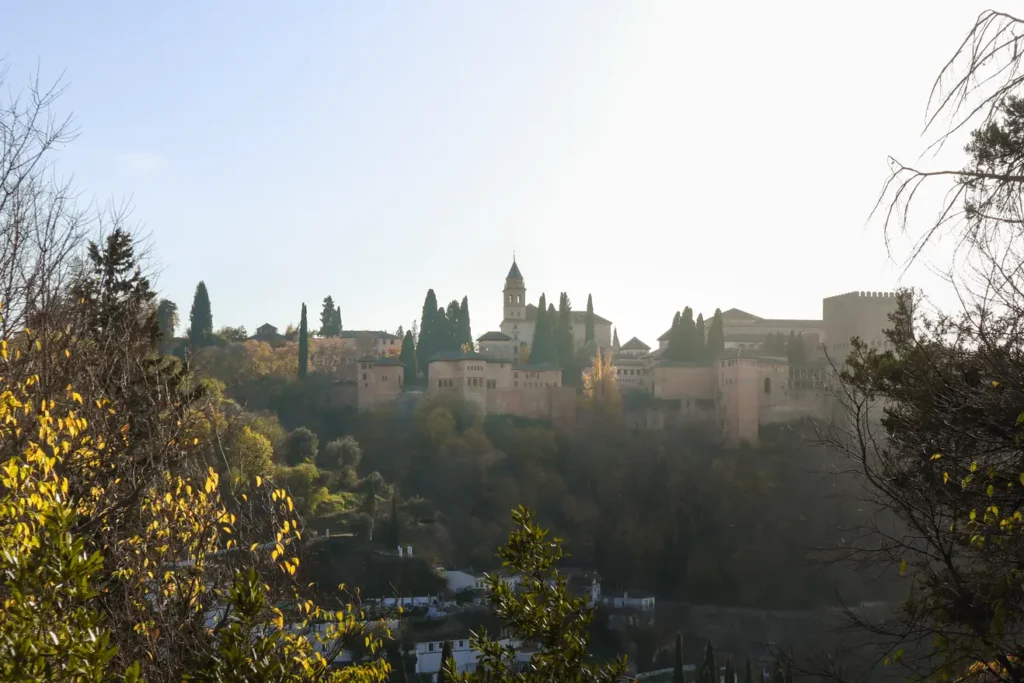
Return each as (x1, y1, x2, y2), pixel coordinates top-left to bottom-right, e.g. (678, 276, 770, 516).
(899, 559, 907, 576)
(255, 475, 262, 488)
(930, 453, 942, 461)
(943, 472, 950, 485)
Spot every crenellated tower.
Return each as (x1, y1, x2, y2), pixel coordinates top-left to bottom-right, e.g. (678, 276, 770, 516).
(503, 258, 526, 322)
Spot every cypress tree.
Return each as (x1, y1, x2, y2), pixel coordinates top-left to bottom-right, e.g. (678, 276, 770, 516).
(530, 293, 550, 364)
(667, 311, 682, 361)
(319, 295, 341, 337)
(416, 289, 438, 373)
(744, 656, 753, 683)
(707, 308, 726, 359)
(446, 300, 462, 352)
(672, 632, 684, 683)
(188, 281, 214, 349)
(298, 303, 309, 378)
(556, 292, 574, 370)
(438, 641, 454, 683)
(695, 313, 707, 360)
(400, 330, 417, 383)
(585, 293, 595, 344)
(460, 296, 472, 349)
(612, 328, 620, 351)
(703, 641, 718, 683)
(681, 307, 696, 361)
(386, 492, 401, 550)
(724, 659, 735, 683)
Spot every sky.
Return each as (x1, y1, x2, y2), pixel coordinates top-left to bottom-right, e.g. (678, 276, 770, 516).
(0, 1, 996, 345)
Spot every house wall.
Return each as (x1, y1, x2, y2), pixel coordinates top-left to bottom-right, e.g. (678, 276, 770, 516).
(499, 318, 535, 349)
(479, 339, 515, 359)
(652, 364, 717, 402)
(720, 357, 760, 443)
(356, 362, 404, 412)
(614, 361, 649, 393)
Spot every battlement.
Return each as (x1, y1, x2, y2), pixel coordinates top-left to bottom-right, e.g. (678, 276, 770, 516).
(823, 290, 900, 301)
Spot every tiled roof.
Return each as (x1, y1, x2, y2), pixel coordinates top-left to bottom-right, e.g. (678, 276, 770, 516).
(428, 351, 488, 363)
(374, 358, 405, 366)
(523, 304, 612, 325)
(620, 336, 650, 351)
(514, 362, 561, 372)
(477, 331, 512, 342)
(339, 330, 400, 340)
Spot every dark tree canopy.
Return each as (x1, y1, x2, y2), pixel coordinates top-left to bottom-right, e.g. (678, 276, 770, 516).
(319, 295, 342, 337)
(298, 302, 309, 378)
(585, 294, 595, 344)
(189, 281, 214, 349)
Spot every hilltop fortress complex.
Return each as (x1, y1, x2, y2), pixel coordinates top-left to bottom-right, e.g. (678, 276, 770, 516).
(355, 259, 903, 443)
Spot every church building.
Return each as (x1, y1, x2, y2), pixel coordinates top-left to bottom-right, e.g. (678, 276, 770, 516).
(476, 258, 613, 359)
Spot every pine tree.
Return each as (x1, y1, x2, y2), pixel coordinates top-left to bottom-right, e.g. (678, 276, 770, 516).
(724, 658, 735, 683)
(319, 295, 342, 337)
(396, 325, 404, 338)
(438, 641, 454, 683)
(672, 632, 684, 683)
(585, 294, 595, 344)
(188, 281, 214, 349)
(695, 313, 707, 360)
(298, 303, 309, 378)
(400, 330, 417, 383)
(459, 296, 472, 349)
(156, 299, 178, 347)
(612, 328, 620, 351)
(707, 308, 726, 359)
(416, 289, 439, 373)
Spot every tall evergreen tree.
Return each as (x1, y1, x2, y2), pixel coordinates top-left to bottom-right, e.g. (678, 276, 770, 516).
(667, 311, 683, 360)
(530, 293, 552, 364)
(744, 656, 753, 683)
(724, 659, 735, 683)
(672, 632, 684, 683)
(680, 307, 696, 361)
(386, 492, 401, 550)
(446, 300, 461, 352)
(156, 299, 178, 346)
(319, 295, 342, 337)
(188, 281, 214, 349)
(400, 330, 417, 383)
(298, 303, 309, 378)
(695, 313, 707, 360)
(438, 641, 454, 683)
(612, 328, 620, 351)
(416, 289, 439, 373)
(585, 294, 595, 344)
(707, 308, 726, 359)
(702, 641, 718, 683)
(459, 296, 473, 349)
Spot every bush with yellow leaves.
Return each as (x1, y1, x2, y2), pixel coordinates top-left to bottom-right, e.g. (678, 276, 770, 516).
(0, 357, 389, 681)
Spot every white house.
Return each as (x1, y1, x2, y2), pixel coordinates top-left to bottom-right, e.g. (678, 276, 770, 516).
(602, 592, 656, 611)
(440, 569, 486, 594)
(414, 636, 522, 675)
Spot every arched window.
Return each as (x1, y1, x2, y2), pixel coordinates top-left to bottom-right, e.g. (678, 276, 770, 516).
(764, 377, 771, 394)
(516, 294, 521, 303)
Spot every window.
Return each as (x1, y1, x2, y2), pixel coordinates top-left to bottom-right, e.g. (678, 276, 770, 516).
(383, 375, 387, 381)
(459, 641, 465, 648)
(514, 372, 519, 378)
(438, 379, 443, 388)
(429, 643, 434, 652)
(764, 377, 771, 394)
(362, 373, 367, 380)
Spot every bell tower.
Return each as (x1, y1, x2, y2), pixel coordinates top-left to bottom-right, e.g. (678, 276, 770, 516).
(503, 257, 526, 322)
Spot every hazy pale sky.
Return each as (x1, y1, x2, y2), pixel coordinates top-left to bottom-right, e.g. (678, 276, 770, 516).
(1, 1, 991, 344)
